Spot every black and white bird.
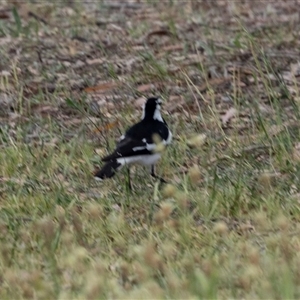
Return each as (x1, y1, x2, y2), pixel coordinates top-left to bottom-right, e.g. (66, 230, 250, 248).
(94, 97, 172, 183)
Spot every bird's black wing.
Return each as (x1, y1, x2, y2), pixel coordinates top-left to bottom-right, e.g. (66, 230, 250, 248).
(126, 120, 169, 143)
(102, 120, 169, 161)
(102, 136, 152, 161)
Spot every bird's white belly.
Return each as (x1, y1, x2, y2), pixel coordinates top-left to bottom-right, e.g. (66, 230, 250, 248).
(117, 153, 161, 166)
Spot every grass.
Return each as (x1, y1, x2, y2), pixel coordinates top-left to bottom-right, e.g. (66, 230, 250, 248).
(1, 0, 300, 299)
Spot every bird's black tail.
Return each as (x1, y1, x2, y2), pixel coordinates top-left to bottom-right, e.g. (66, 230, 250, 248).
(94, 160, 122, 180)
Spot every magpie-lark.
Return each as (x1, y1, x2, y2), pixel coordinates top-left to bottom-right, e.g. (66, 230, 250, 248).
(94, 97, 172, 183)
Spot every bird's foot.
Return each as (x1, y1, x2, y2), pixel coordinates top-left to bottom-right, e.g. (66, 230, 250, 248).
(151, 172, 168, 184)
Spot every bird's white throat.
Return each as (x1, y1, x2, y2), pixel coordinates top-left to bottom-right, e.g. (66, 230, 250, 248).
(141, 104, 164, 122)
(153, 105, 164, 122)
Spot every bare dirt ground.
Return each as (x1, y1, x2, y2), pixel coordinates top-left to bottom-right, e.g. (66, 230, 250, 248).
(1, 1, 300, 131)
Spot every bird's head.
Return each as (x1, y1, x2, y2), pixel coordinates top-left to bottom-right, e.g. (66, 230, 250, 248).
(142, 97, 164, 122)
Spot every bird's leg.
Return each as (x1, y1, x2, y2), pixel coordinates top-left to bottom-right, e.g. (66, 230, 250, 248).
(126, 167, 132, 191)
(151, 165, 167, 183)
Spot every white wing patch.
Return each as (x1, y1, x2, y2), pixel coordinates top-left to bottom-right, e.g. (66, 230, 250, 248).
(132, 129, 172, 152)
(132, 142, 156, 152)
(132, 145, 147, 151)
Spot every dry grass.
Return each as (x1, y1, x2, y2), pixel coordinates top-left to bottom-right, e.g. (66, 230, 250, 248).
(1, 0, 300, 298)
